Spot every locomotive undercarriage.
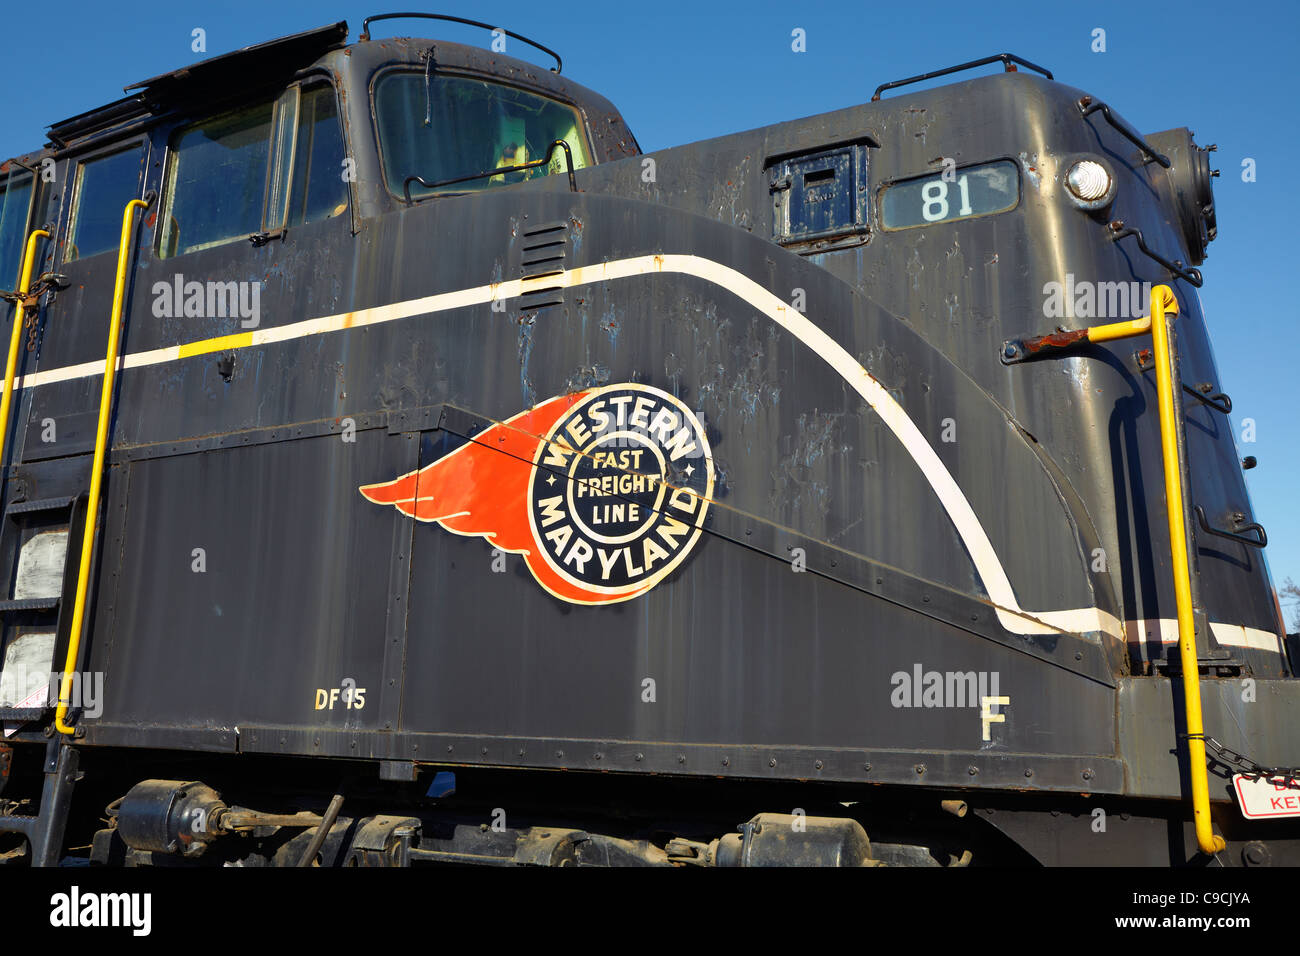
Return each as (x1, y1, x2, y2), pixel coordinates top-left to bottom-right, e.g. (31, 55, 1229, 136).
(2, 744, 1296, 867)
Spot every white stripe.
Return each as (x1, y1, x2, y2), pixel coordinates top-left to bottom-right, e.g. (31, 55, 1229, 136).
(563, 256, 1106, 637)
(1210, 623, 1286, 652)
(1125, 619, 1283, 653)
(8, 253, 1279, 649)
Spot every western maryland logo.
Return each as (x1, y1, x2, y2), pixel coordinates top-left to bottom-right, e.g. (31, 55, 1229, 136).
(360, 384, 714, 604)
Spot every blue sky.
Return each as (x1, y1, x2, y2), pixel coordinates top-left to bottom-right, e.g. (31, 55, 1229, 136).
(3, 0, 1297, 624)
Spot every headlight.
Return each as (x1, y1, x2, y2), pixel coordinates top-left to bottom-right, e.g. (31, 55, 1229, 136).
(1066, 160, 1111, 201)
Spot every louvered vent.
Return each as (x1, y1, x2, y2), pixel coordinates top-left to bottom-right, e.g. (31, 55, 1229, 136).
(517, 220, 568, 311)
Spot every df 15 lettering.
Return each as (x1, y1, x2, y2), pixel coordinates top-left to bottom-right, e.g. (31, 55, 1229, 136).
(314, 682, 366, 710)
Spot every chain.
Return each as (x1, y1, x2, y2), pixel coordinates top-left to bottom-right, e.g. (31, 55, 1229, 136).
(23, 291, 43, 351)
(1186, 734, 1300, 783)
(1, 276, 61, 352)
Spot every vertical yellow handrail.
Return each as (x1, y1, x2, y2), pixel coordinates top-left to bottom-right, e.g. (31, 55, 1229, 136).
(1007, 285, 1226, 855)
(1148, 284, 1226, 855)
(55, 198, 149, 736)
(0, 229, 49, 469)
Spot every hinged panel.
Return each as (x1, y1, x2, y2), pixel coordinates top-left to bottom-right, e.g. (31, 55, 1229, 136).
(769, 143, 870, 252)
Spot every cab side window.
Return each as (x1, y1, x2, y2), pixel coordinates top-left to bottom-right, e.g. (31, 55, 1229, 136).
(0, 174, 35, 290)
(159, 82, 347, 258)
(288, 86, 349, 227)
(160, 100, 273, 257)
(66, 147, 145, 262)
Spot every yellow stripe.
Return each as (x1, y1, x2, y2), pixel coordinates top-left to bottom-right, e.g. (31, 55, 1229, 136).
(177, 331, 254, 358)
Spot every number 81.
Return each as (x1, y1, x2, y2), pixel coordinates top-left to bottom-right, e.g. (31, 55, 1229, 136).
(921, 175, 972, 222)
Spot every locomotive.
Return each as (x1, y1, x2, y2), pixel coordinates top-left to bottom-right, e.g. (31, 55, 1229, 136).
(0, 14, 1294, 867)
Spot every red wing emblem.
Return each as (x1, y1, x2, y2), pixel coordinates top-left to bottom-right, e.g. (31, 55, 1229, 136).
(361, 384, 714, 605)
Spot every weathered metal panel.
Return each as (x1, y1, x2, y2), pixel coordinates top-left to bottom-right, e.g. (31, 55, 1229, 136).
(1118, 677, 1300, 800)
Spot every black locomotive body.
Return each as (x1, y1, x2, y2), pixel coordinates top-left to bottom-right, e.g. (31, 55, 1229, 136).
(0, 17, 1294, 867)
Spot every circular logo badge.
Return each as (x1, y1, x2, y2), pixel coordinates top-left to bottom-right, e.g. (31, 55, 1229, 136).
(527, 384, 714, 600)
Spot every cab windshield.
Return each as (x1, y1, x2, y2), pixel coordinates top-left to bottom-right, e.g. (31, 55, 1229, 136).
(375, 71, 591, 200)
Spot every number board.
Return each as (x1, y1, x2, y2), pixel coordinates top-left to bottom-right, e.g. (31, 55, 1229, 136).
(880, 160, 1019, 230)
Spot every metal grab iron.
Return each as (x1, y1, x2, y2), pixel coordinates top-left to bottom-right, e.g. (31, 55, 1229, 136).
(1108, 221, 1203, 287)
(871, 53, 1053, 101)
(1195, 505, 1267, 549)
(403, 138, 579, 205)
(1078, 95, 1171, 167)
(1133, 347, 1231, 413)
(359, 12, 563, 72)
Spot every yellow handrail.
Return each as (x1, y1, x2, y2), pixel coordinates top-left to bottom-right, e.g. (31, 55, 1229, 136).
(55, 198, 149, 736)
(0, 230, 50, 468)
(1086, 315, 1151, 343)
(1006, 287, 1225, 854)
(1148, 285, 1226, 855)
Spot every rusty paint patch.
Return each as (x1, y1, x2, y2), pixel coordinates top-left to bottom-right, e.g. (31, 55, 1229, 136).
(1019, 151, 1041, 189)
(1021, 328, 1088, 355)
